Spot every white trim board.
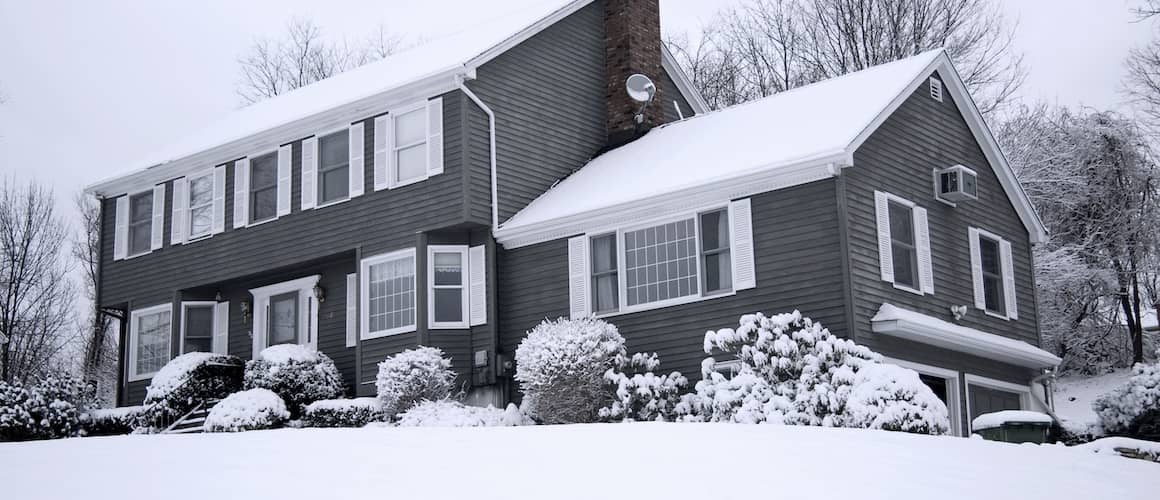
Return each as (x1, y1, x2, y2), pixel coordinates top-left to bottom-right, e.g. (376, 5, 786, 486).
(249, 275, 322, 358)
(871, 303, 1060, 368)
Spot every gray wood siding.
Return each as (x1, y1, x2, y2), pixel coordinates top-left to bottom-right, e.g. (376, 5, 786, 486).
(843, 70, 1041, 385)
(498, 180, 849, 383)
(103, 94, 466, 404)
(661, 71, 693, 122)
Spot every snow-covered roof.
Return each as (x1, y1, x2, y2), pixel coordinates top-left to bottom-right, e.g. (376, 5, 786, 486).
(86, 0, 605, 196)
(496, 49, 1048, 248)
(872, 304, 1061, 368)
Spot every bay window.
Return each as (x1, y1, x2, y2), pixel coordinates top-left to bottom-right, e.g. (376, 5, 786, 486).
(361, 249, 416, 339)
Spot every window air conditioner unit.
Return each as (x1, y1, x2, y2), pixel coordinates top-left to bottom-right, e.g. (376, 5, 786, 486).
(936, 164, 977, 203)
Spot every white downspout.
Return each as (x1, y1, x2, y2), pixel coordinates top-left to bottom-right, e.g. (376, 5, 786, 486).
(458, 77, 500, 229)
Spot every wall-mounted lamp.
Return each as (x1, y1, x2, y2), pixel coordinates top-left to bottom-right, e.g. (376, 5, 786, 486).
(313, 285, 326, 303)
(240, 300, 251, 324)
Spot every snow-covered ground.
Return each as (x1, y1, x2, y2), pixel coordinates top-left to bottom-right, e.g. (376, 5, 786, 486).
(1054, 369, 1132, 428)
(2, 424, 1156, 500)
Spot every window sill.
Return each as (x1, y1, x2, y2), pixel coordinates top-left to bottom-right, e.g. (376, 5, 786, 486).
(127, 371, 156, 383)
(429, 323, 469, 330)
(891, 282, 925, 296)
(595, 289, 737, 320)
(124, 250, 153, 260)
(361, 325, 416, 341)
(246, 216, 279, 228)
(315, 196, 351, 210)
(983, 309, 1011, 321)
(389, 175, 429, 190)
(185, 233, 213, 244)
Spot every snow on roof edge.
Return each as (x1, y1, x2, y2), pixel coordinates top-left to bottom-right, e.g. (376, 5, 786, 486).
(872, 303, 1061, 368)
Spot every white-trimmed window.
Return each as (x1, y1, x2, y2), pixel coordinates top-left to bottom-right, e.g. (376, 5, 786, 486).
(187, 171, 214, 239)
(374, 98, 443, 191)
(128, 304, 172, 381)
(249, 275, 321, 357)
(317, 129, 350, 205)
(249, 151, 278, 224)
(874, 191, 933, 295)
(393, 105, 428, 186)
(969, 227, 1017, 320)
(127, 191, 154, 256)
(568, 199, 755, 318)
(429, 245, 469, 328)
(180, 302, 215, 353)
(114, 184, 164, 260)
(361, 248, 417, 339)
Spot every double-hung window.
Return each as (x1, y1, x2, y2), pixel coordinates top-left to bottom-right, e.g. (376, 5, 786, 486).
(318, 130, 350, 205)
(129, 304, 171, 381)
(874, 191, 933, 295)
(969, 227, 1017, 319)
(128, 191, 153, 256)
(249, 152, 278, 223)
(180, 303, 214, 353)
(187, 172, 214, 239)
(699, 209, 732, 294)
(429, 246, 468, 328)
(393, 106, 428, 186)
(361, 249, 416, 339)
(888, 201, 919, 290)
(590, 234, 619, 314)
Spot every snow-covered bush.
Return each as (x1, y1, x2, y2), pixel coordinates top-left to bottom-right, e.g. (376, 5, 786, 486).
(303, 397, 384, 427)
(141, 352, 243, 427)
(677, 311, 949, 434)
(376, 347, 457, 418)
(0, 375, 94, 441)
(396, 400, 532, 427)
(843, 363, 949, 434)
(244, 345, 345, 417)
(515, 317, 627, 424)
(80, 406, 143, 437)
(1093, 357, 1160, 436)
(600, 352, 688, 422)
(204, 388, 289, 432)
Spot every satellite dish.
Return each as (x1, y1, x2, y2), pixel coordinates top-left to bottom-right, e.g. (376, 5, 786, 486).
(626, 74, 656, 103)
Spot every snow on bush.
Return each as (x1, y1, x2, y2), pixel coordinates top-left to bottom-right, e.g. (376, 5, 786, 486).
(844, 363, 950, 434)
(0, 375, 94, 441)
(677, 311, 949, 434)
(515, 317, 627, 424)
(396, 400, 532, 427)
(303, 397, 384, 428)
(244, 345, 345, 417)
(141, 352, 243, 427)
(80, 406, 143, 437)
(599, 352, 688, 422)
(204, 388, 289, 432)
(376, 347, 457, 418)
(1093, 355, 1160, 437)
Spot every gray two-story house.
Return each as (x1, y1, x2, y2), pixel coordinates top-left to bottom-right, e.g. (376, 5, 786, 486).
(87, 0, 1057, 435)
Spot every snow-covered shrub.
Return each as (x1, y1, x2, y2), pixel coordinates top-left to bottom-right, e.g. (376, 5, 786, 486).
(141, 352, 244, 427)
(0, 375, 94, 441)
(376, 347, 457, 418)
(203, 388, 289, 432)
(843, 363, 949, 434)
(303, 397, 384, 427)
(80, 406, 143, 437)
(515, 317, 626, 424)
(677, 311, 948, 434)
(244, 345, 345, 417)
(1094, 358, 1160, 436)
(600, 352, 688, 422)
(396, 400, 532, 427)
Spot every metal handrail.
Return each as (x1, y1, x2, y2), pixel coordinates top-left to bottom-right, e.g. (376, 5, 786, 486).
(139, 361, 242, 432)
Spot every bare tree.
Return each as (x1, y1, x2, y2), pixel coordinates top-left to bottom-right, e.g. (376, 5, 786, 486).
(236, 18, 402, 105)
(667, 0, 1025, 114)
(0, 178, 77, 383)
(73, 192, 116, 404)
(1135, 0, 1160, 19)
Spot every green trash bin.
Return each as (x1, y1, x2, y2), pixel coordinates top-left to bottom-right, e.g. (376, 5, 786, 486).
(972, 411, 1053, 444)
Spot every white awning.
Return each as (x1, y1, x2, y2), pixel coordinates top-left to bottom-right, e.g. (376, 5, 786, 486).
(871, 304, 1061, 369)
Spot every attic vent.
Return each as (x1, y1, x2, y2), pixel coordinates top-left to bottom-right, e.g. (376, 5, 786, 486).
(929, 77, 943, 102)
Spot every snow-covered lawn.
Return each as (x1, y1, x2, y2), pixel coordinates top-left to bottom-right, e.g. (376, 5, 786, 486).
(1054, 369, 1132, 428)
(2, 424, 1157, 499)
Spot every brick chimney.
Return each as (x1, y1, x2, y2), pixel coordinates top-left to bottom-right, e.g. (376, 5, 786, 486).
(604, 0, 664, 148)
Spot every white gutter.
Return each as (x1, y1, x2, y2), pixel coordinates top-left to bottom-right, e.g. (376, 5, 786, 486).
(457, 77, 500, 229)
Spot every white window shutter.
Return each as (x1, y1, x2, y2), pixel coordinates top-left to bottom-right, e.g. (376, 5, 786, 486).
(729, 198, 756, 291)
(251, 297, 266, 359)
(171, 177, 188, 245)
(568, 236, 589, 319)
(150, 184, 165, 250)
(212, 165, 226, 234)
(212, 301, 229, 354)
(426, 97, 444, 176)
(373, 115, 390, 191)
(301, 137, 318, 209)
(969, 228, 985, 310)
(346, 273, 357, 348)
(1001, 239, 1018, 320)
(469, 245, 487, 326)
(113, 196, 129, 260)
(914, 207, 934, 294)
(234, 159, 250, 228)
(875, 191, 894, 283)
(277, 144, 292, 216)
(349, 123, 365, 197)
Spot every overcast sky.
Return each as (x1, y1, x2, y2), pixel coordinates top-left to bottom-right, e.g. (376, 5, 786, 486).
(0, 0, 1154, 225)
